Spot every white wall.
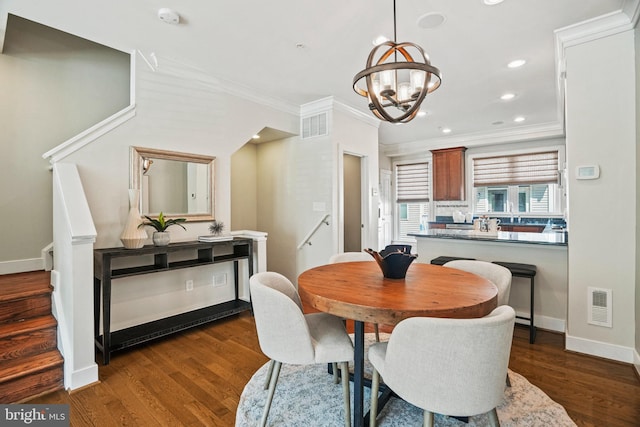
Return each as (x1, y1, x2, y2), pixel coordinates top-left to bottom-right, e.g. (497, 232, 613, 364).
(64, 63, 298, 330)
(234, 101, 380, 283)
(257, 137, 299, 280)
(565, 29, 637, 363)
(636, 27, 640, 374)
(332, 107, 380, 255)
(231, 143, 258, 231)
(0, 13, 129, 268)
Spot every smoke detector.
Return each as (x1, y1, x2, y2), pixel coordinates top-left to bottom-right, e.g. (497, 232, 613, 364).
(158, 8, 180, 24)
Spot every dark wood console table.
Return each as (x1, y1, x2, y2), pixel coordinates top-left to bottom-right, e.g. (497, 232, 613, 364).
(93, 238, 253, 364)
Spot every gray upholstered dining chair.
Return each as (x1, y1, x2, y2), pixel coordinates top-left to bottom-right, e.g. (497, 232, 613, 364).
(368, 305, 516, 427)
(329, 251, 381, 341)
(443, 260, 512, 306)
(249, 271, 353, 427)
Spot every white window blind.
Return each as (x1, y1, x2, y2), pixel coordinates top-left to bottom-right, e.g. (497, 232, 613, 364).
(473, 151, 559, 186)
(396, 162, 429, 203)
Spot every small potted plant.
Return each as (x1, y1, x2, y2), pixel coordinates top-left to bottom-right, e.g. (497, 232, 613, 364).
(139, 212, 187, 246)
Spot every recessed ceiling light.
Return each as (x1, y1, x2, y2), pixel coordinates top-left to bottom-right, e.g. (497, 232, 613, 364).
(442, 128, 452, 134)
(508, 59, 526, 68)
(500, 93, 516, 101)
(514, 116, 525, 122)
(484, 0, 504, 5)
(417, 12, 446, 29)
(252, 134, 260, 139)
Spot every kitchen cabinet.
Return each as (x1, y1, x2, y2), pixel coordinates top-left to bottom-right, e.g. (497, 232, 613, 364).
(431, 147, 466, 201)
(428, 222, 447, 229)
(500, 224, 546, 233)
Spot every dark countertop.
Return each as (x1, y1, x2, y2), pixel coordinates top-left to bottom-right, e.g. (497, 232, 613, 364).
(409, 229, 568, 246)
(429, 221, 549, 228)
(433, 216, 566, 227)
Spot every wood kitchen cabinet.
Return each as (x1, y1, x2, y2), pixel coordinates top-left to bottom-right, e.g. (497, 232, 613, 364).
(431, 147, 467, 201)
(501, 224, 546, 233)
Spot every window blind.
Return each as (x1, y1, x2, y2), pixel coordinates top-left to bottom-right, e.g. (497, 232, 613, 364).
(473, 151, 558, 186)
(396, 162, 429, 203)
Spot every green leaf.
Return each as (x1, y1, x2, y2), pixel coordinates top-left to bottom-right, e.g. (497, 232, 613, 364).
(138, 212, 187, 231)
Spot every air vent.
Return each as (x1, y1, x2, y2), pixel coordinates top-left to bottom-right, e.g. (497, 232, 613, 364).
(301, 112, 328, 139)
(587, 287, 612, 327)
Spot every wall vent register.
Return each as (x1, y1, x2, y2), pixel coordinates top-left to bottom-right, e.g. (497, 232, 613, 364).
(588, 287, 612, 327)
(302, 112, 328, 139)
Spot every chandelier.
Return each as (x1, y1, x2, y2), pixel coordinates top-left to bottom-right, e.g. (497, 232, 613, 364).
(353, 0, 441, 124)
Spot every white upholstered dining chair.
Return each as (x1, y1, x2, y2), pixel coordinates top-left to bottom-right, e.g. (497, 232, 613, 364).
(329, 251, 381, 341)
(443, 260, 512, 306)
(249, 271, 353, 427)
(368, 305, 516, 427)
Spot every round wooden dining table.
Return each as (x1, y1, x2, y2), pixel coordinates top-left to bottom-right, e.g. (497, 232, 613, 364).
(297, 261, 498, 427)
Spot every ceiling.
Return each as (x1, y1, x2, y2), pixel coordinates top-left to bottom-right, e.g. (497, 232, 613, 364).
(1, 0, 635, 152)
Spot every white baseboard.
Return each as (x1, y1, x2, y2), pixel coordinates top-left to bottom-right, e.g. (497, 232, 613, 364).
(0, 257, 44, 275)
(67, 364, 99, 391)
(515, 312, 565, 333)
(566, 333, 635, 363)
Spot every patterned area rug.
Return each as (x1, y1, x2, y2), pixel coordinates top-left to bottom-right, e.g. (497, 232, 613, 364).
(236, 335, 576, 427)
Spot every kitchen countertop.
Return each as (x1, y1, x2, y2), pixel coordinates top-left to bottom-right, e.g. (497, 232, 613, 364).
(409, 229, 568, 246)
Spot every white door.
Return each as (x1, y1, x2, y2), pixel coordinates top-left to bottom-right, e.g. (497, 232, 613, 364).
(378, 169, 392, 249)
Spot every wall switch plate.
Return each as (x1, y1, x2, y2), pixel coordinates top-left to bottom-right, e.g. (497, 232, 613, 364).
(185, 280, 194, 291)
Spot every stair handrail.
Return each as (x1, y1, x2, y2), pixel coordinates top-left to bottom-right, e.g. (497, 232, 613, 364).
(297, 214, 330, 250)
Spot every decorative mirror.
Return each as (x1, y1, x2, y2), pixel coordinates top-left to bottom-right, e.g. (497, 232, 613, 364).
(130, 146, 215, 221)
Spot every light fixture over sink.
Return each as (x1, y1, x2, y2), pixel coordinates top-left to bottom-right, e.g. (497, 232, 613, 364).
(353, 0, 442, 124)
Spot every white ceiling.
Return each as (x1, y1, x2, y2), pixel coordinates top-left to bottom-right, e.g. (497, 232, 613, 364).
(1, 0, 635, 152)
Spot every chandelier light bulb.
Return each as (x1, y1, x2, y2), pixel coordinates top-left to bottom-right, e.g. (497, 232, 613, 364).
(410, 70, 425, 93)
(398, 82, 411, 102)
(380, 70, 396, 93)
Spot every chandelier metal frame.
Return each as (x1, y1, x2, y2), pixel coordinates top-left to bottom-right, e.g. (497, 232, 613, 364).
(352, 0, 441, 123)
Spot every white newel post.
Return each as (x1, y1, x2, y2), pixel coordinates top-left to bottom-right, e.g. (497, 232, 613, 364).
(52, 163, 99, 390)
(231, 230, 268, 300)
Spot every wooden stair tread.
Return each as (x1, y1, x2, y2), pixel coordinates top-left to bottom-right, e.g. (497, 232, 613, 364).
(0, 315, 57, 338)
(0, 350, 63, 383)
(0, 271, 52, 302)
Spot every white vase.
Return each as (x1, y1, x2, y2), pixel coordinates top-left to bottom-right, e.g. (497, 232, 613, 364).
(120, 189, 148, 249)
(152, 231, 170, 246)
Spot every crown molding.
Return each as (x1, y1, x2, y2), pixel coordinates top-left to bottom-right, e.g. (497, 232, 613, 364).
(381, 121, 564, 157)
(300, 97, 335, 116)
(332, 100, 381, 128)
(554, 9, 633, 50)
(300, 96, 380, 129)
(623, 0, 640, 28)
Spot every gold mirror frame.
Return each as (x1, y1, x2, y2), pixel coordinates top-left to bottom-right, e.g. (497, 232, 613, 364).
(130, 146, 215, 221)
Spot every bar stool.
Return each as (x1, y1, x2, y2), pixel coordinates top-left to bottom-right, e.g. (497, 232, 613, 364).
(430, 256, 476, 266)
(491, 261, 537, 344)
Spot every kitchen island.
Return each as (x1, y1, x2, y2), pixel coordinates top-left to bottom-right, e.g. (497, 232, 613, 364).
(409, 229, 568, 333)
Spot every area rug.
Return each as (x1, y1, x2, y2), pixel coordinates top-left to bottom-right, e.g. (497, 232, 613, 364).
(236, 334, 576, 427)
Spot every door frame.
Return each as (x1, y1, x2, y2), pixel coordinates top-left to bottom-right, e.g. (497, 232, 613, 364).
(338, 150, 369, 253)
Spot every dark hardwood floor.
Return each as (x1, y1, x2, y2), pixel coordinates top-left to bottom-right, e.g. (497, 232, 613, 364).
(28, 313, 640, 426)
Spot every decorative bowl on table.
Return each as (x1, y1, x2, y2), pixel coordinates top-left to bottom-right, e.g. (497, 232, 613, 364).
(365, 245, 418, 279)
